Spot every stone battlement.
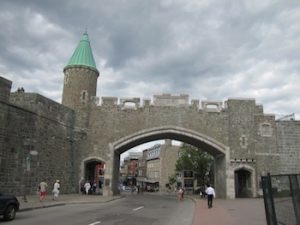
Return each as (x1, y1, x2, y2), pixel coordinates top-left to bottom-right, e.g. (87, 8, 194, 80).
(91, 94, 264, 113)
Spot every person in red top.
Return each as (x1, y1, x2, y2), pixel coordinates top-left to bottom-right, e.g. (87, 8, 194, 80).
(38, 181, 48, 202)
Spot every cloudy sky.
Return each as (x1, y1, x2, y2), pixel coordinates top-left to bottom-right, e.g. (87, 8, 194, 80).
(0, 0, 299, 120)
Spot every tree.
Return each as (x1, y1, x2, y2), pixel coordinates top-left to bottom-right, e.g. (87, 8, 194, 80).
(168, 174, 177, 186)
(175, 143, 213, 186)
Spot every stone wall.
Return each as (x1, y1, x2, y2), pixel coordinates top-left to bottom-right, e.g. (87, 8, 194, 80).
(84, 96, 271, 198)
(86, 98, 275, 159)
(276, 121, 300, 174)
(86, 99, 230, 157)
(1, 74, 300, 198)
(0, 79, 76, 195)
(10, 93, 74, 124)
(153, 94, 189, 106)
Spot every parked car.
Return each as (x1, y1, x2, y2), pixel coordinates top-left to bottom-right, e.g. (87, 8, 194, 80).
(0, 193, 20, 221)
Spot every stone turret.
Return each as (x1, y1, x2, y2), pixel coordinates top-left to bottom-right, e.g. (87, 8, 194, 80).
(62, 32, 99, 110)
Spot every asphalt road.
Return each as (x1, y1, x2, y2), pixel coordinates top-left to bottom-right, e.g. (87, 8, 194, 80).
(6, 194, 194, 225)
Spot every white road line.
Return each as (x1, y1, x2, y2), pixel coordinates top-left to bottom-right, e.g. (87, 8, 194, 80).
(133, 206, 144, 211)
(88, 221, 101, 225)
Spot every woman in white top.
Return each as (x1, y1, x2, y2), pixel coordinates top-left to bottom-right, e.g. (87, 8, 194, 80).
(52, 180, 60, 200)
(84, 181, 91, 195)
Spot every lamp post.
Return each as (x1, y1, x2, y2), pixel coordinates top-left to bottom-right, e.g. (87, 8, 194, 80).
(22, 150, 38, 202)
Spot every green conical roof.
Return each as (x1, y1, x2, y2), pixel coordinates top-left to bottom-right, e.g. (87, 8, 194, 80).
(65, 32, 97, 70)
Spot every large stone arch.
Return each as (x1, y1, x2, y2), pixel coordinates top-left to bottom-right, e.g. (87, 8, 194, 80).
(103, 126, 234, 198)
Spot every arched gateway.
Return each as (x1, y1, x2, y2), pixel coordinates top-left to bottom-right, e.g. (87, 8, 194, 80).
(1, 33, 299, 197)
(61, 33, 280, 199)
(103, 126, 232, 198)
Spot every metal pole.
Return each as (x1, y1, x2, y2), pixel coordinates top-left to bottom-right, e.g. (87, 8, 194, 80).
(262, 173, 277, 225)
(289, 175, 300, 225)
(267, 173, 277, 225)
(262, 176, 271, 225)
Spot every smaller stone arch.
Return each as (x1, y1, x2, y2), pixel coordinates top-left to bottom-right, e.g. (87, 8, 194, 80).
(233, 164, 256, 198)
(79, 156, 106, 194)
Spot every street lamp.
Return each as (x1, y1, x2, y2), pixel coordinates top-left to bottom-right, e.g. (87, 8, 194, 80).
(23, 150, 38, 202)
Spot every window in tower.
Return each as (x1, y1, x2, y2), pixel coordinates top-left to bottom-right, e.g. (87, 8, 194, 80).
(65, 72, 70, 84)
(80, 90, 88, 103)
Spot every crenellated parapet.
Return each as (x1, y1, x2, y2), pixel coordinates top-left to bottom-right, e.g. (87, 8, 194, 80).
(89, 94, 267, 115)
(153, 93, 189, 106)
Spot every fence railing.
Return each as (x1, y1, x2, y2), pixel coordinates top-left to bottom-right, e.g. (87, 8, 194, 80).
(261, 173, 300, 225)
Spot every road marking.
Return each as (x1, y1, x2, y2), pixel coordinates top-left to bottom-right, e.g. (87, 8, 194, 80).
(133, 206, 144, 211)
(88, 221, 101, 225)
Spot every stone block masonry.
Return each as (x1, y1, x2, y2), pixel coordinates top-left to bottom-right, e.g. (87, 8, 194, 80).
(1, 75, 300, 198)
(276, 121, 300, 174)
(0, 84, 76, 195)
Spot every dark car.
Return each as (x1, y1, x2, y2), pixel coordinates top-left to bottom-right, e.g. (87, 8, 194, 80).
(0, 193, 20, 221)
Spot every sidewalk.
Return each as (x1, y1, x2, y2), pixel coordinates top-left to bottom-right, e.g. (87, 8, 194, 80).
(192, 197, 267, 225)
(17, 194, 123, 212)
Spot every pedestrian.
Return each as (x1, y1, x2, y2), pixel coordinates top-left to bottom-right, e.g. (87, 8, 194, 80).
(84, 181, 91, 194)
(177, 187, 184, 201)
(52, 180, 60, 200)
(99, 180, 102, 189)
(92, 181, 97, 193)
(182, 187, 185, 200)
(38, 181, 48, 202)
(205, 184, 216, 208)
(201, 186, 207, 198)
(80, 180, 85, 194)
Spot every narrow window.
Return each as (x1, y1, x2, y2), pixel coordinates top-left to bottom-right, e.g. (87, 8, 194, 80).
(80, 90, 88, 103)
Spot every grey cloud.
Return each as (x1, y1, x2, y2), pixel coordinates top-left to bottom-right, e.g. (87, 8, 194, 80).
(0, 0, 299, 118)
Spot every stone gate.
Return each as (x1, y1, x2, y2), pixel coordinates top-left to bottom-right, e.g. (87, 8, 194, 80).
(1, 33, 299, 198)
(60, 34, 280, 199)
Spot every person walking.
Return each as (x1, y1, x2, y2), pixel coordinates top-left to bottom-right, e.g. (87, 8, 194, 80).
(84, 181, 91, 195)
(92, 181, 97, 193)
(52, 180, 60, 200)
(177, 187, 184, 201)
(38, 181, 48, 202)
(206, 184, 216, 208)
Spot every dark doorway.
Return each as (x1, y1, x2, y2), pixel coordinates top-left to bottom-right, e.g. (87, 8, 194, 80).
(235, 169, 252, 198)
(85, 160, 105, 192)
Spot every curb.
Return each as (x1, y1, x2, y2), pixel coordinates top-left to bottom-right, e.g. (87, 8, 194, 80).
(19, 203, 66, 212)
(18, 195, 125, 212)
